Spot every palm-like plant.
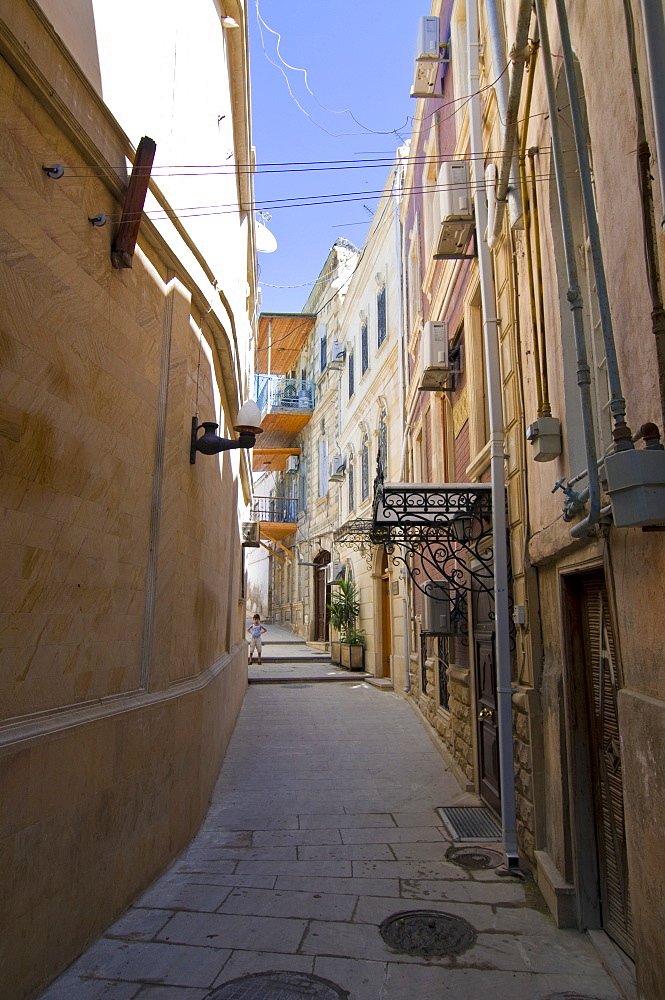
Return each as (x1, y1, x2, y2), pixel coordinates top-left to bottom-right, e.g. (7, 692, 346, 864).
(327, 579, 363, 644)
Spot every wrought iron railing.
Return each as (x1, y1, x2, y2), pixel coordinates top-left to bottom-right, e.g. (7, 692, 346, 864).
(252, 496, 300, 523)
(256, 376, 315, 415)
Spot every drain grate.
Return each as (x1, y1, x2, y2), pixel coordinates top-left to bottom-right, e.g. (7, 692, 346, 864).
(438, 805, 502, 841)
(210, 972, 348, 1000)
(380, 910, 477, 957)
(446, 845, 503, 869)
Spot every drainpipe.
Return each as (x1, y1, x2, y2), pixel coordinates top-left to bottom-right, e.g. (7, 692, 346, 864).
(467, 0, 520, 873)
(393, 155, 412, 694)
(553, 0, 633, 458)
(487, 0, 533, 249)
(483, 0, 524, 233)
(533, 0, 601, 539)
(638, 0, 665, 231)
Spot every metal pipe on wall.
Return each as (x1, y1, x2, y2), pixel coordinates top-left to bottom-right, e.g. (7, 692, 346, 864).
(467, 0, 520, 872)
(553, 0, 632, 449)
(484, 0, 524, 233)
(487, 0, 533, 249)
(393, 154, 412, 693)
(533, 0, 601, 539)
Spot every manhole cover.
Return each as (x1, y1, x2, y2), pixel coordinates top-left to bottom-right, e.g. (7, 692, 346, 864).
(446, 845, 503, 869)
(380, 910, 477, 957)
(210, 971, 348, 1000)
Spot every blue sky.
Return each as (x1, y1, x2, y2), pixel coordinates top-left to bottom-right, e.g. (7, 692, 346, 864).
(248, 0, 425, 314)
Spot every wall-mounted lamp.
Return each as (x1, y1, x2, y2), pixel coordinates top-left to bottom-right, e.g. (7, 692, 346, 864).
(190, 399, 263, 464)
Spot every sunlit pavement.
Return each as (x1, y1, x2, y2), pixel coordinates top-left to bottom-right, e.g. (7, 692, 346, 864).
(39, 682, 623, 1000)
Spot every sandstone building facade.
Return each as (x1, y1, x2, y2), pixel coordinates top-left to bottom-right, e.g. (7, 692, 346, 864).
(0, 2, 256, 996)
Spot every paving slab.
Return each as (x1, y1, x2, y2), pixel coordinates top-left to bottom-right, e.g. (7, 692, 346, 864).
(38, 682, 623, 1000)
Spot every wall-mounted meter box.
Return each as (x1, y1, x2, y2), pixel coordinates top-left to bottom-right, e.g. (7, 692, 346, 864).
(526, 415, 562, 462)
(604, 445, 665, 527)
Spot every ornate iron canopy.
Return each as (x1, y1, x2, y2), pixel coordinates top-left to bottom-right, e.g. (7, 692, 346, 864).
(371, 457, 495, 600)
(333, 519, 376, 568)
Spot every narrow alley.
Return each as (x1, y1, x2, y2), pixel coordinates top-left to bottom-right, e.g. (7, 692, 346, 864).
(39, 650, 622, 1000)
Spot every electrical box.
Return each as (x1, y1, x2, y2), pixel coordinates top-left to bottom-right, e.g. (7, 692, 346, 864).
(418, 321, 449, 391)
(241, 522, 260, 547)
(422, 580, 451, 634)
(526, 415, 562, 462)
(439, 160, 473, 222)
(329, 454, 346, 481)
(329, 342, 346, 368)
(411, 16, 440, 97)
(604, 445, 665, 527)
(415, 15, 439, 59)
(434, 161, 474, 258)
(286, 455, 299, 473)
(326, 561, 345, 584)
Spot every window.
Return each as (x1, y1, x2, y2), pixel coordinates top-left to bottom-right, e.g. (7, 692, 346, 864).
(348, 452, 355, 512)
(378, 409, 388, 475)
(377, 285, 387, 347)
(361, 434, 370, 501)
(319, 439, 328, 496)
(319, 323, 327, 373)
(348, 350, 355, 398)
(361, 318, 369, 374)
(299, 457, 307, 510)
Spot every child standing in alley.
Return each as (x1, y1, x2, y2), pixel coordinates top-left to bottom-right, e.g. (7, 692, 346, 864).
(247, 614, 267, 665)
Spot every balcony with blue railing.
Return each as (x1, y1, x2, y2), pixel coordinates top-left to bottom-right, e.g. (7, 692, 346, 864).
(256, 375, 315, 418)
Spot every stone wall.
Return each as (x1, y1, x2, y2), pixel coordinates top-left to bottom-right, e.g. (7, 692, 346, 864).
(0, 18, 249, 998)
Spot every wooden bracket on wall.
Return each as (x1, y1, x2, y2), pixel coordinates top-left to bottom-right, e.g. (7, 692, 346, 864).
(111, 136, 156, 269)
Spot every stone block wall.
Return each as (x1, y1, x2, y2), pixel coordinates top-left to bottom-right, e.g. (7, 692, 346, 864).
(0, 24, 248, 999)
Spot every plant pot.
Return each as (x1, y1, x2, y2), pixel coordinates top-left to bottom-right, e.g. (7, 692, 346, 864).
(331, 640, 341, 665)
(340, 642, 364, 671)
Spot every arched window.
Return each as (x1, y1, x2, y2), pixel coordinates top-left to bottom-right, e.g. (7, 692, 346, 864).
(361, 433, 370, 502)
(378, 408, 388, 477)
(348, 450, 355, 513)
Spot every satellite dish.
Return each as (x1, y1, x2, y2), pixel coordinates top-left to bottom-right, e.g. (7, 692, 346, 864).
(256, 220, 277, 253)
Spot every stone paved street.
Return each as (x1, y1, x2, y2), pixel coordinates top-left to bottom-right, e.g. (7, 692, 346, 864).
(38, 680, 624, 1000)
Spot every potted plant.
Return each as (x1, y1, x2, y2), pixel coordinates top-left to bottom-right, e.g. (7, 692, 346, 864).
(327, 580, 365, 671)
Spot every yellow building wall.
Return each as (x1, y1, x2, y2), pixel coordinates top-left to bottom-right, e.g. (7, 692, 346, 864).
(0, 16, 248, 999)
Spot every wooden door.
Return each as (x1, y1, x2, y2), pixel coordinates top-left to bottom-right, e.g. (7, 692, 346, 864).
(474, 626, 500, 815)
(313, 552, 330, 642)
(380, 569, 392, 678)
(473, 582, 500, 814)
(580, 574, 633, 956)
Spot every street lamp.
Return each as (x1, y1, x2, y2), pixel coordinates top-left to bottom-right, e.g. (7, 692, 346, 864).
(190, 400, 263, 463)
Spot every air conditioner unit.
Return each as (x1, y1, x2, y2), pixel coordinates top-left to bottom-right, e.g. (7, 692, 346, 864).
(418, 321, 449, 391)
(329, 454, 346, 481)
(435, 160, 474, 258)
(329, 341, 346, 369)
(326, 561, 345, 584)
(411, 16, 440, 98)
(241, 521, 260, 548)
(422, 580, 451, 633)
(286, 455, 299, 473)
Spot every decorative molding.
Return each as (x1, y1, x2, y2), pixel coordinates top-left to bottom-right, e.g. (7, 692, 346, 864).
(0, 642, 246, 755)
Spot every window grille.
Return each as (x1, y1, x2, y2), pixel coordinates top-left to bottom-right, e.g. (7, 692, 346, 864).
(348, 456, 355, 512)
(361, 319, 369, 374)
(361, 437, 369, 501)
(348, 350, 355, 398)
